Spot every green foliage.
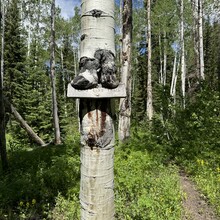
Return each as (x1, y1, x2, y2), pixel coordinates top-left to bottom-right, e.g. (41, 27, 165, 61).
(204, 21, 220, 90)
(147, 86, 220, 217)
(1, 0, 220, 219)
(169, 89, 220, 216)
(114, 146, 182, 220)
(184, 153, 220, 215)
(0, 127, 184, 220)
(0, 132, 81, 219)
(48, 193, 80, 219)
(4, 0, 27, 118)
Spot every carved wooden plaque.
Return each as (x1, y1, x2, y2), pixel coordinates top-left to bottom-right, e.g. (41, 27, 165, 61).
(67, 83, 126, 98)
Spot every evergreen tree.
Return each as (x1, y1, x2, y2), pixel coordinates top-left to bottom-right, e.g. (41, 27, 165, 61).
(4, 0, 27, 132)
(204, 21, 220, 90)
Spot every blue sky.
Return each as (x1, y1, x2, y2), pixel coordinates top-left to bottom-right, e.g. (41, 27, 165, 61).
(56, 0, 80, 19)
(56, 0, 143, 19)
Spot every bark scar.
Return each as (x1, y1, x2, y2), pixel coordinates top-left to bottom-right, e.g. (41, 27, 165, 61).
(90, 9, 103, 18)
(81, 34, 87, 41)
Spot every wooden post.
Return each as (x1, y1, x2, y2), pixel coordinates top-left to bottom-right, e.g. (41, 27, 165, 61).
(68, 0, 125, 219)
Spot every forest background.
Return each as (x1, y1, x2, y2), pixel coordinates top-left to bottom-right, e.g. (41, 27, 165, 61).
(0, 0, 220, 219)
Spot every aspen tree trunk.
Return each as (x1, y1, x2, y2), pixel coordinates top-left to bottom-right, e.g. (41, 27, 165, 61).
(146, 0, 153, 120)
(0, 1, 8, 171)
(118, 0, 132, 142)
(191, 0, 200, 78)
(159, 34, 163, 84)
(50, 0, 61, 145)
(79, 0, 116, 219)
(170, 51, 179, 106)
(73, 49, 77, 78)
(163, 31, 167, 86)
(198, 0, 205, 80)
(180, 0, 186, 108)
(60, 48, 68, 117)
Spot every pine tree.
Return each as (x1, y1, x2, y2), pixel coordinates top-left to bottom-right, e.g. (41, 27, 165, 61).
(4, 0, 27, 134)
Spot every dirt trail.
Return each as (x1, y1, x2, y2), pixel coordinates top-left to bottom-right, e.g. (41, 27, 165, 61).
(180, 172, 219, 220)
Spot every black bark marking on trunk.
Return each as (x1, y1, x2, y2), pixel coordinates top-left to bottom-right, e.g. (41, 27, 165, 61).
(71, 50, 119, 90)
(90, 9, 103, 18)
(80, 99, 113, 150)
(80, 34, 87, 41)
(96, 100, 112, 148)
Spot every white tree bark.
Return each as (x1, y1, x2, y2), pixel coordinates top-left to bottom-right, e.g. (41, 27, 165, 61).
(191, 0, 200, 78)
(80, 100, 115, 220)
(163, 31, 167, 86)
(0, 0, 8, 170)
(79, 0, 116, 219)
(146, 0, 153, 120)
(170, 51, 178, 98)
(80, 0, 115, 58)
(198, 0, 205, 80)
(159, 34, 163, 84)
(50, 0, 61, 145)
(0, 1, 4, 91)
(118, 0, 132, 142)
(180, 0, 186, 108)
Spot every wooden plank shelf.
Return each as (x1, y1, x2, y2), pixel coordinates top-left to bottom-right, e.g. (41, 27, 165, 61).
(67, 83, 126, 98)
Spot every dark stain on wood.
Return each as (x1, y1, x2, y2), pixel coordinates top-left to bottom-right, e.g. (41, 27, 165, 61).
(80, 99, 113, 149)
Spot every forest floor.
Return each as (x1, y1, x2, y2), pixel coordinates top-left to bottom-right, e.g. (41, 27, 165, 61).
(180, 171, 219, 220)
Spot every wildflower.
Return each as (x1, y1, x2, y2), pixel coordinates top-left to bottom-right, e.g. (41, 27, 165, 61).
(201, 159, 204, 166)
(196, 159, 205, 166)
(19, 201, 24, 207)
(26, 202, 30, 208)
(32, 199, 36, 205)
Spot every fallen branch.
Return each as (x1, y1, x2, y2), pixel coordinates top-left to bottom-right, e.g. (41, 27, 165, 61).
(4, 97, 46, 146)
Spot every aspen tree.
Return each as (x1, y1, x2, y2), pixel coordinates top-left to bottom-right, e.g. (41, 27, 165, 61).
(118, 0, 132, 141)
(198, 0, 205, 80)
(180, 0, 186, 108)
(146, 0, 153, 120)
(69, 0, 120, 219)
(50, 0, 61, 144)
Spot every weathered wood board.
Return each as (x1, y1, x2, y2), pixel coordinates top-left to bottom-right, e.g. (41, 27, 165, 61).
(67, 83, 126, 98)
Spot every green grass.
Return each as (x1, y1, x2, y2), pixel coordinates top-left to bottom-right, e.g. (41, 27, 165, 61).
(114, 147, 182, 220)
(1, 125, 220, 219)
(0, 134, 81, 219)
(0, 130, 183, 219)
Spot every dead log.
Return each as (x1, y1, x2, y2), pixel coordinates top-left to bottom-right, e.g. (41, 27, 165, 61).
(4, 97, 46, 146)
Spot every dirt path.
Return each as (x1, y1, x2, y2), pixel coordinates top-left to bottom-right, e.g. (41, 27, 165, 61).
(180, 172, 219, 220)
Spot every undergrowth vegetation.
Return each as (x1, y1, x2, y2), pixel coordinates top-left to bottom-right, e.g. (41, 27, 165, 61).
(0, 129, 183, 219)
(115, 147, 182, 220)
(0, 89, 220, 219)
